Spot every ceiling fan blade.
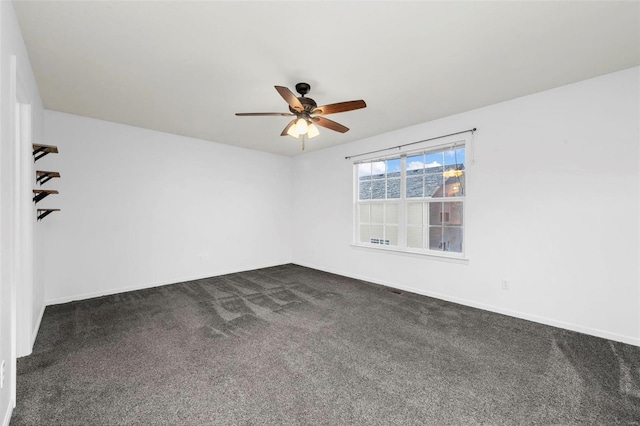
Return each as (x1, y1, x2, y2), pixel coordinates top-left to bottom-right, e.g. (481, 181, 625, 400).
(235, 112, 294, 117)
(312, 117, 349, 133)
(280, 119, 297, 136)
(312, 100, 366, 115)
(275, 86, 304, 112)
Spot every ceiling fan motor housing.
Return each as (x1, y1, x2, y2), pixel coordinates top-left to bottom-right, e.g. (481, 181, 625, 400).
(289, 96, 317, 114)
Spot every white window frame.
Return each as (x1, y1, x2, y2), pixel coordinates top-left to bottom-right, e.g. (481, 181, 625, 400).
(352, 133, 470, 261)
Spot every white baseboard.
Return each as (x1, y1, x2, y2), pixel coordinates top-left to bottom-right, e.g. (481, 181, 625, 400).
(294, 261, 640, 347)
(31, 303, 45, 347)
(43, 260, 639, 347)
(45, 262, 291, 306)
(2, 398, 14, 426)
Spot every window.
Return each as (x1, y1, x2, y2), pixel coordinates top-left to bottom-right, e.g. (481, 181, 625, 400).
(354, 139, 467, 258)
(357, 158, 400, 246)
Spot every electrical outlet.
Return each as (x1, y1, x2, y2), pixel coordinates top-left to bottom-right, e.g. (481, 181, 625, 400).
(1, 359, 5, 389)
(501, 280, 510, 290)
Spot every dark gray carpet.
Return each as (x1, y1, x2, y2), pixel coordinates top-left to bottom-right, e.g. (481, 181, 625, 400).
(12, 264, 640, 425)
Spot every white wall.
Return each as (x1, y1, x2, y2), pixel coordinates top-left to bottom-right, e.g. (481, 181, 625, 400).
(292, 67, 640, 346)
(42, 111, 292, 303)
(0, 2, 44, 425)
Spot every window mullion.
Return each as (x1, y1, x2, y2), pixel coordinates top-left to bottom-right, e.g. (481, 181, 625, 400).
(399, 155, 407, 249)
(353, 166, 358, 244)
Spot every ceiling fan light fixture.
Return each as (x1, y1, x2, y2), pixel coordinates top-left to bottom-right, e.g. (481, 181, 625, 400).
(307, 123, 320, 138)
(286, 122, 299, 139)
(295, 117, 308, 135)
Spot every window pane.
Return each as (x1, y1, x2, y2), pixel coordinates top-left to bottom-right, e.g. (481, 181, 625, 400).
(406, 155, 424, 175)
(386, 158, 401, 178)
(407, 203, 423, 226)
(359, 224, 371, 243)
(444, 170, 465, 197)
(386, 204, 398, 224)
(443, 226, 463, 252)
(444, 148, 465, 166)
(372, 180, 385, 199)
(359, 180, 372, 200)
(385, 225, 398, 246)
(447, 202, 463, 225)
(371, 225, 384, 240)
(371, 161, 385, 179)
(428, 226, 443, 250)
(406, 176, 424, 198)
(429, 202, 443, 226)
(358, 162, 372, 178)
(371, 204, 384, 223)
(424, 152, 443, 171)
(359, 204, 370, 223)
(444, 165, 463, 175)
(407, 227, 423, 248)
(425, 173, 443, 197)
(430, 202, 464, 226)
(387, 178, 400, 199)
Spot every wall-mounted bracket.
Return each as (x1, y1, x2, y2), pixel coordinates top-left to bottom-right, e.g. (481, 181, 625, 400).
(37, 209, 60, 221)
(36, 170, 61, 186)
(32, 144, 58, 162)
(32, 189, 58, 203)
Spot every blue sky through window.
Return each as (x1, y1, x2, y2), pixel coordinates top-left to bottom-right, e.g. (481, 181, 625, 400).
(358, 148, 465, 177)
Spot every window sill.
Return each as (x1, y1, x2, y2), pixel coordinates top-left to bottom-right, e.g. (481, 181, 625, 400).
(350, 243, 469, 264)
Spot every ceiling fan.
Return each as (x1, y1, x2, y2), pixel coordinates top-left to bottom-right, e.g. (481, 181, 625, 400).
(235, 82, 366, 150)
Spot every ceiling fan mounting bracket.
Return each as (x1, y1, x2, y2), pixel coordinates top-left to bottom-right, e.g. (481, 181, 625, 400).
(295, 82, 311, 96)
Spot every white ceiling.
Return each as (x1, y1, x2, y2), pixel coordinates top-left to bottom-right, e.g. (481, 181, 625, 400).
(13, 1, 640, 156)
